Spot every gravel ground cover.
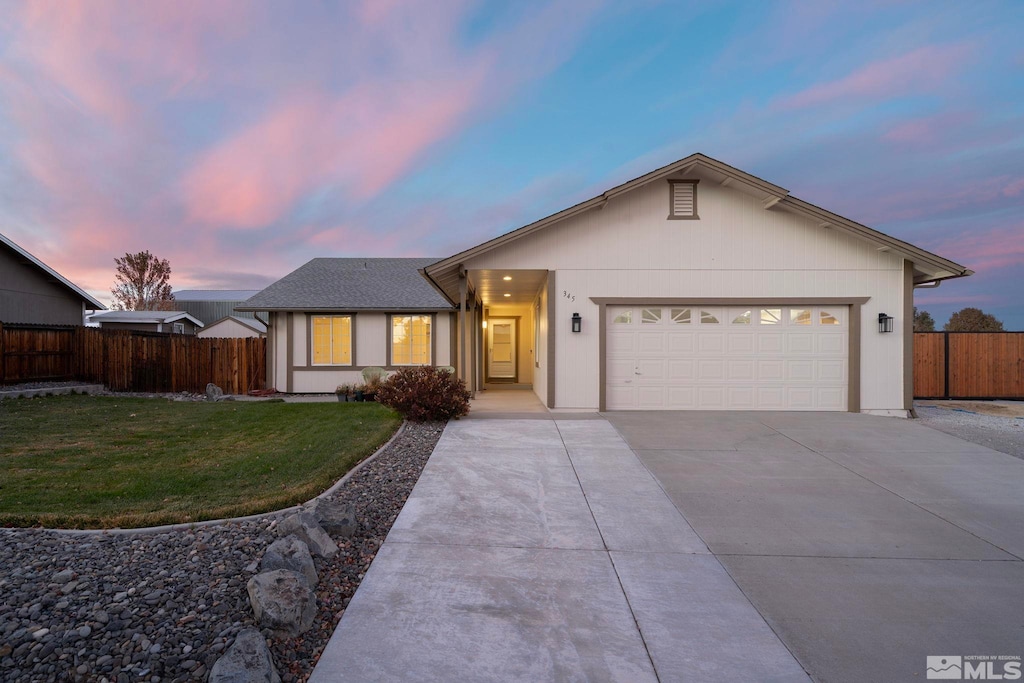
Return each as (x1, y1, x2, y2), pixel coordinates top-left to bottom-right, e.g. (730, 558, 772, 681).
(0, 420, 444, 683)
(915, 400, 1024, 459)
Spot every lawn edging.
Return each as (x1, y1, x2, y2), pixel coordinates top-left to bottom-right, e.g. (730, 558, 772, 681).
(32, 421, 408, 536)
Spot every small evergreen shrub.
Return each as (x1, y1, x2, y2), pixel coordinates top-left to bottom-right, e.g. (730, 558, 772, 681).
(375, 367, 471, 421)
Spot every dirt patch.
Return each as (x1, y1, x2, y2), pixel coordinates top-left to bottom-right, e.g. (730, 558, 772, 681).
(922, 401, 1024, 418)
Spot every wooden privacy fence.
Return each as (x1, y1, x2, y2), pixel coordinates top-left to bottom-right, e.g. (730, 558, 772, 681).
(0, 322, 266, 394)
(914, 332, 1024, 399)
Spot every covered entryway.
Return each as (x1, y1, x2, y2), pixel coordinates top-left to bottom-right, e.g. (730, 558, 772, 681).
(486, 318, 517, 380)
(606, 305, 848, 410)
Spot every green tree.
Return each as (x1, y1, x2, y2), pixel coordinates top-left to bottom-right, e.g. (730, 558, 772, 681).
(111, 250, 175, 311)
(944, 307, 1004, 332)
(913, 307, 936, 332)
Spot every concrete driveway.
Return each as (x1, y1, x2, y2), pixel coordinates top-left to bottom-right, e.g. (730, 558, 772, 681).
(311, 413, 1024, 683)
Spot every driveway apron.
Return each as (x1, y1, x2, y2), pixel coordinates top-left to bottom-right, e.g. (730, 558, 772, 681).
(608, 411, 1024, 683)
(310, 417, 808, 682)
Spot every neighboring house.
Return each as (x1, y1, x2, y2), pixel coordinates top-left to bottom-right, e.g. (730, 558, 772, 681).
(420, 153, 971, 416)
(197, 315, 267, 339)
(88, 310, 204, 335)
(237, 258, 455, 393)
(0, 231, 106, 325)
(171, 289, 263, 326)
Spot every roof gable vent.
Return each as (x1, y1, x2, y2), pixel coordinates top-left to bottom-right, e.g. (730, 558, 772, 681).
(668, 179, 699, 220)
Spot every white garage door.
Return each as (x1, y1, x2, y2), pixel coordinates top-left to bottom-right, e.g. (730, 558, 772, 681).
(607, 305, 848, 410)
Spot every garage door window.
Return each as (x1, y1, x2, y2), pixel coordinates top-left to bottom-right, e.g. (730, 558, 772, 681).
(820, 311, 840, 325)
(732, 310, 752, 324)
(791, 309, 812, 325)
(671, 308, 691, 324)
(642, 308, 662, 324)
(614, 311, 632, 324)
(700, 310, 720, 324)
(760, 309, 782, 325)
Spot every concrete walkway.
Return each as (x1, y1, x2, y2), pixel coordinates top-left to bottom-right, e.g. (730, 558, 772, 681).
(310, 418, 808, 682)
(311, 412, 1024, 682)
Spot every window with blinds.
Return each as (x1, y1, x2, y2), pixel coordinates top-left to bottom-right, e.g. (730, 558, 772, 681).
(392, 315, 432, 365)
(312, 315, 352, 365)
(668, 179, 699, 220)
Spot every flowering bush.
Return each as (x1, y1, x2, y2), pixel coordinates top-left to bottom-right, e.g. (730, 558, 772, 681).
(374, 367, 471, 421)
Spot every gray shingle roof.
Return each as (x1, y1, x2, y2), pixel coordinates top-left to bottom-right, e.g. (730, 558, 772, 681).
(238, 258, 452, 311)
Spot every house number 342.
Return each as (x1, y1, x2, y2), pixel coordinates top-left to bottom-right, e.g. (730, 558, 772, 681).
(563, 290, 576, 302)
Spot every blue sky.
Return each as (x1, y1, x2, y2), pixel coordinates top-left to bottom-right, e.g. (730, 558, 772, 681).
(1, 1, 1022, 327)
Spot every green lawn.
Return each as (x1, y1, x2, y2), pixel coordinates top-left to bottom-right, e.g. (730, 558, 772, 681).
(0, 396, 402, 529)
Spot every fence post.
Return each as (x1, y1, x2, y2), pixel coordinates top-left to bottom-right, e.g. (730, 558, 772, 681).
(943, 332, 950, 399)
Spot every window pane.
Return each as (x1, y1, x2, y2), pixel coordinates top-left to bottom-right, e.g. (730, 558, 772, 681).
(700, 311, 719, 324)
(671, 308, 691, 324)
(613, 311, 632, 324)
(790, 309, 812, 325)
(332, 317, 351, 364)
(313, 315, 351, 365)
(393, 315, 431, 365)
(760, 308, 782, 325)
(732, 310, 751, 324)
(642, 308, 662, 324)
(313, 317, 332, 364)
(820, 311, 840, 325)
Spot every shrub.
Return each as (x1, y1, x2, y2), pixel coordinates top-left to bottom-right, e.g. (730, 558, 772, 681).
(375, 367, 471, 421)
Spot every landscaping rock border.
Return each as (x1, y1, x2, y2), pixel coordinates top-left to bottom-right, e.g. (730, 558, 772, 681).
(0, 421, 444, 682)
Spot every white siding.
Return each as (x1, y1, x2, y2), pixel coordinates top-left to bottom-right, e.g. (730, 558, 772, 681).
(293, 315, 307, 368)
(356, 313, 388, 367)
(277, 311, 454, 393)
(464, 179, 908, 412)
(436, 314, 452, 367)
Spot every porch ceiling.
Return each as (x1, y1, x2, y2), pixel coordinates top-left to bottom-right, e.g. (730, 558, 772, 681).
(471, 269, 548, 306)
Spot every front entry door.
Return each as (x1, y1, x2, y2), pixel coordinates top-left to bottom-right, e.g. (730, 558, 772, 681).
(488, 319, 516, 379)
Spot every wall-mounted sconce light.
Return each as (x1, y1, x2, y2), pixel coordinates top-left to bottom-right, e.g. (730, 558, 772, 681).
(878, 313, 894, 333)
(482, 320, 487, 329)
(571, 312, 582, 333)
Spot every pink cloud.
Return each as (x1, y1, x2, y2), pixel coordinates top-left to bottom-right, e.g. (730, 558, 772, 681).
(15, 1, 244, 123)
(882, 112, 974, 146)
(181, 69, 488, 228)
(927, 225, 1024, 273)
(779, 43, 973, 109)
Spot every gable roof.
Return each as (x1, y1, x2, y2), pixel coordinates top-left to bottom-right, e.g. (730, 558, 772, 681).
(89, 310, 204, 327)
(0, 231, 106, 310)
(237, 258, 452, 312)
(204, 315, 268, 334)
(173, 289, 261, 302)
(422, 152, 972, 302)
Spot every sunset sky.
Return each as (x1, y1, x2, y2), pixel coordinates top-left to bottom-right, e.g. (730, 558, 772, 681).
(1, 1, 1022, 327)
